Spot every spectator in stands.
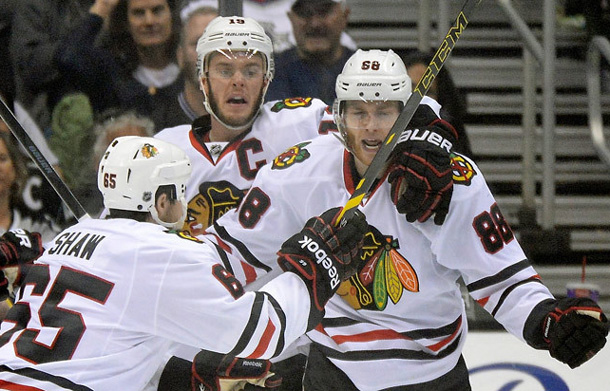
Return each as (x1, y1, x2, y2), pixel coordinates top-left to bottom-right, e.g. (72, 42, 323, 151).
(10, 0, 95, 134)
(155, 1, 216, 129)
(0, 0, 16, 106)
(0, 94, 66, 230)
(0, 130, 60, 242)
(87, 110, 156, 216)
(55, 0, 183, 132)
(265, 0, 354, 104)
(402, 50, 474, 156)
(0, 126, 60, 320)
(241, 0, 357, 54)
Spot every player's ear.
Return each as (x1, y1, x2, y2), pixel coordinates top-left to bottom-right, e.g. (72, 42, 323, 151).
(154, 192, 171, 217)
(200, 76, 209, 94)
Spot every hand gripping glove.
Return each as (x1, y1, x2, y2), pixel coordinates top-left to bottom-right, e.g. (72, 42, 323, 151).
(387, 106, 458, 225)
(0, 229, 44, 292)
(526, 297, 609, 369)
(191, 349, 282, 391)
(277, 207, 368, 329)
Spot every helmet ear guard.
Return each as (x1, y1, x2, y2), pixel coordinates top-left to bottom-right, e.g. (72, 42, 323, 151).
(333, 49, 412, 142)
(98, 136, 192, 229)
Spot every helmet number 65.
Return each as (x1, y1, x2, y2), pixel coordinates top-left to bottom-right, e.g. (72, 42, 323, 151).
(103, 173, 117, 189)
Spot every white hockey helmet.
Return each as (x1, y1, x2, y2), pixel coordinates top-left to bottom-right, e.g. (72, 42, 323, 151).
(98, 136, 192, 229)
(196, 16, 274, 130)
(333, 49, 411, 139)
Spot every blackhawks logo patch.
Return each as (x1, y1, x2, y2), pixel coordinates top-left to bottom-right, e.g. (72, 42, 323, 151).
(337, 226, 419, 311)
(183, 180, 246, 235)
(141, 143, 159, 158)
(451, 154, 477, 186)
(272, 142, 311, 170)
(270, 97, 313, 112)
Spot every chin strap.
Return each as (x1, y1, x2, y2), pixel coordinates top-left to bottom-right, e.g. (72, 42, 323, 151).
(150, 197, 187, 230)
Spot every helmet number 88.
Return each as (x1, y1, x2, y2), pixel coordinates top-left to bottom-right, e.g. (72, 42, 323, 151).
(361, 61, 380, 70)
(103, 173, 117, 189)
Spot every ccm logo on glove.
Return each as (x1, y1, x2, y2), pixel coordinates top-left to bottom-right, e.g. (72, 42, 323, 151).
(397, 128, 453, 154)
(297, 235, 340, 289)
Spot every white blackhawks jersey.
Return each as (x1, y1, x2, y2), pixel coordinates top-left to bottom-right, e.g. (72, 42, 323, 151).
(155, 98, 336, 236)
(0, 218, 311, 391)
(204, 135, 555, 390)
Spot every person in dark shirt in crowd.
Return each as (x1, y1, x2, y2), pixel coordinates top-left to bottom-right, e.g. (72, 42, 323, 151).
(154, 2, 217, 129)
(241, 0, 357, 54)
(0, 0, 16, 106)
(54, 0, 183, 132)
(10, 0, 95, 133)
(402, 49, 474, 157)
(265, 0, 354, 105)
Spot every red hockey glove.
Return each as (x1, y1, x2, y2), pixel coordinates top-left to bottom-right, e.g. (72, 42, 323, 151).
(540, 297, 608, 368)
(191, 349, 282, 391)
(0, 229, 43, 290)
(277, 207, 367, 329)
(387, 111, 457, 225)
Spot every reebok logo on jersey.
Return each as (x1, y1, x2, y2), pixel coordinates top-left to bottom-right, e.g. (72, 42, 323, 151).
(398, 128, 453, 153)
(298, 235, 340, 289)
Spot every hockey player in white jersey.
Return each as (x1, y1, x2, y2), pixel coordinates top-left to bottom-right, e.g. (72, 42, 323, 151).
(0, 136, 368, 391)
(155, 15, 453, 239)
(155, 15, 339, 236)
(203, 49, 609, 390)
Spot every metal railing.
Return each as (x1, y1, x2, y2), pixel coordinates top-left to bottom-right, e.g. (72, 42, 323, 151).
(418, 0, 558, 229)
(587, 35, 610, 168)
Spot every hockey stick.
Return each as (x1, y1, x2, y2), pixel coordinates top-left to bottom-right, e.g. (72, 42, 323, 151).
(244, 0, 483, 292)
(335, 0, 483, 224)
(0, 98, 91, 221)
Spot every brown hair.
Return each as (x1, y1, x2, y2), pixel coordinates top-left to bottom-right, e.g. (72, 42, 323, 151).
(106, 0, 182, 73)
(0, 131, 28, 209)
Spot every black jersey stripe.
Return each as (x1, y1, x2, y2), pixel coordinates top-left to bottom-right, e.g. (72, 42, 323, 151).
(0, 365, 93, 391)
(264, 292, 287, 357)
(313, 331, 462, 362)
(212, 222, 272, 272)
(466, 259, 531, 293)
(491, 277, 545, 317)
(228, 291, 287, 357)
(321, 315, 462, 341)
(229, 292, 266, 356)
(211, 241, 234, 275)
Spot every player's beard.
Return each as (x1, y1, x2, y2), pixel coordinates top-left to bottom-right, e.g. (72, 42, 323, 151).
(207, 87, 264, 130)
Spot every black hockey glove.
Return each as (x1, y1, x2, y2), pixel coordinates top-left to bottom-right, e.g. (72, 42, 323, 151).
(277, 207, 368, 329)
(191, 349, 282, 391)
(0, 229, 43, 289)
(387, 114, 457, 225)
(0, 229, 43, 268)
(526, 297, 608, 368)
(0, 271, 10, 301)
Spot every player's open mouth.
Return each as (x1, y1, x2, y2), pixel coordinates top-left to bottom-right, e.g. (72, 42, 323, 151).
(362, 140, 382, 151)
(227, 97, 248, 106)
